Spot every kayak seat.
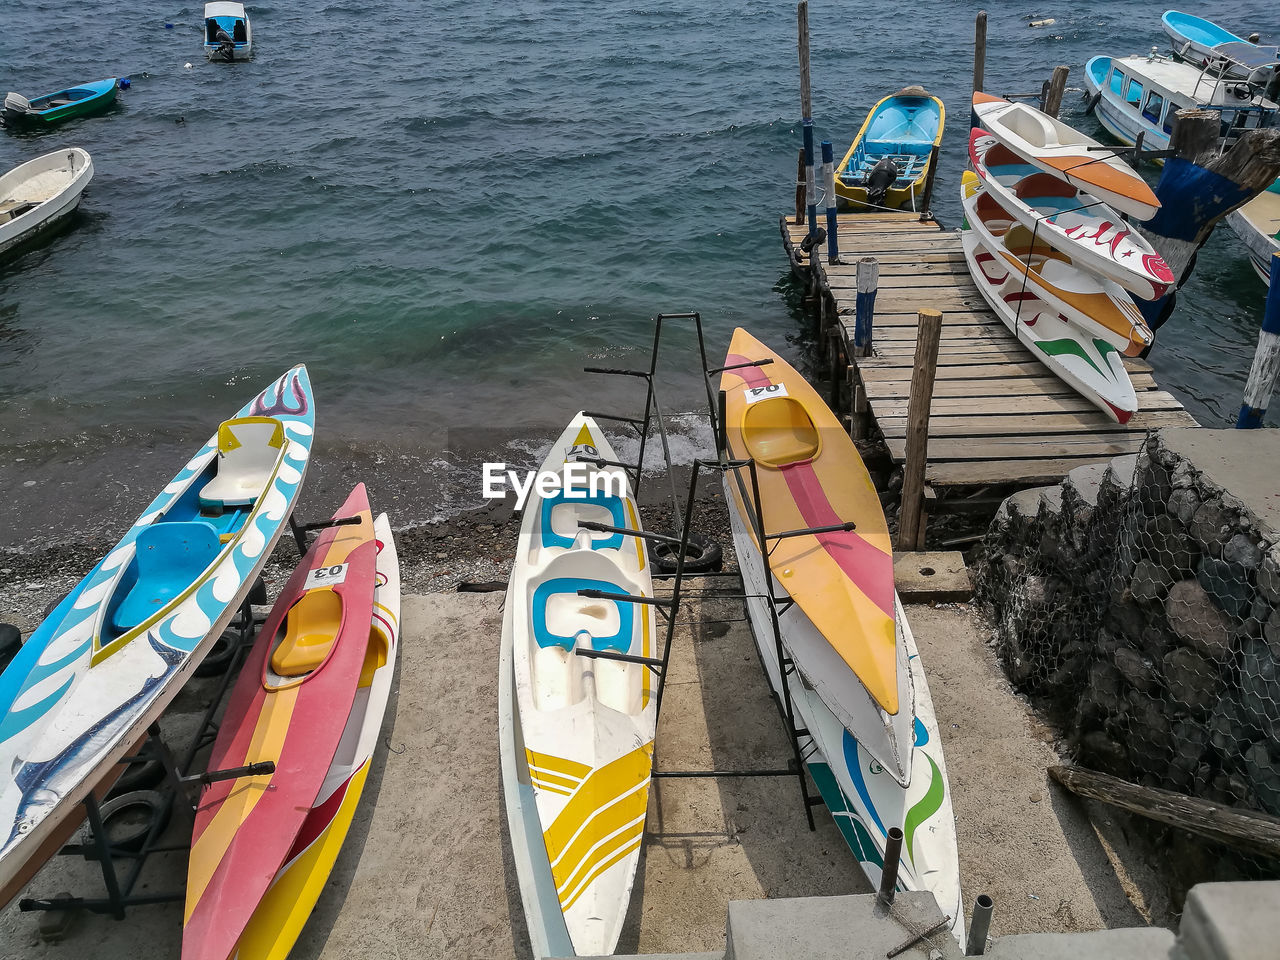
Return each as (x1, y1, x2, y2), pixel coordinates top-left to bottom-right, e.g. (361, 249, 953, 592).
(1015, 173, 1075, 202)
(111, 521, 221, 633)
(199, 416, 284, 509)
(270, 588, 343, 677)
(741, 396, 821, 468)
(531, 576, 633, 653)
(539, 489, 626, 551)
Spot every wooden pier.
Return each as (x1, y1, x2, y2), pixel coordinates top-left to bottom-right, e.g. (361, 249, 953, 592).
(780, 210, 1199, 542)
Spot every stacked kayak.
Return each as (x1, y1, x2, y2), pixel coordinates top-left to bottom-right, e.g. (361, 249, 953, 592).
(0, 366, 314, 903)
(184, 484, 400, 960)
(836, 87, 945, 211)
(499, 414, 657, 958)
(719, 329, 962, 938)
(969, 130, 1174, 300)
(964, 94, 1165, 422)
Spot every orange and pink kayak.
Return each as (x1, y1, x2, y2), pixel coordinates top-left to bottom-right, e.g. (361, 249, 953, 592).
(719, 328, 898, 718)
(183, 485, 377, 960)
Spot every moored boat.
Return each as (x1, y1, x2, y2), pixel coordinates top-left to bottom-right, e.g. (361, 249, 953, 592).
(969, 130, 1174, 300)
(2, 79, 118, 127)
(1161, 10, 1280, 80)
(1227, 182, 1280, 285)
(0, 148, 93, 261)
(961, 176, 1154, 358)
(972, 92, 1160, 221)
(205, 2, 253, 61)
(183, 485, 379, 960)
(0, 366, 315, 901)
(835, 86, 944, 211)
(499, 414, 657, 957)
(1083, 52, 1278, 158)
(718, 328, 962, 936)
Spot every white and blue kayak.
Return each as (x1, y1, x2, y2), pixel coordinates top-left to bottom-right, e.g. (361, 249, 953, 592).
(499, 413, 657, 958)
(0, 366, 314, 902)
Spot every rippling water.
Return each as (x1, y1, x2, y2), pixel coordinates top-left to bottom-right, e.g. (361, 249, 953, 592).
(0, 0, 1274, 537)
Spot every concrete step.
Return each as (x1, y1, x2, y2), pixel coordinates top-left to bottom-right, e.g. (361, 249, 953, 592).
(986, 928, 1175, 959)
(1064, 461, 1110, 509)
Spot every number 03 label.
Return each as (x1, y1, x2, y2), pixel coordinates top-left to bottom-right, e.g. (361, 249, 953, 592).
(745, 383, 788, 403)
(305, 563, 349, 589)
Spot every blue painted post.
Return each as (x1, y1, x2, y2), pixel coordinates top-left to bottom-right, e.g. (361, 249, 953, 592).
(821, 139, 839, 262)
(854, 257, 878, 357)
(803, 119, 818, 237)
(1237, 252, 1280, 428)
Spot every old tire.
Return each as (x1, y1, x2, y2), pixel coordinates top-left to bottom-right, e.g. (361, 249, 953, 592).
(651, 530, 723, 574)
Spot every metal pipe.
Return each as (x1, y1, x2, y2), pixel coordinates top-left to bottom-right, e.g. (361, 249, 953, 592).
(878, 826, 904, 904)
(966, 894, 994, 955)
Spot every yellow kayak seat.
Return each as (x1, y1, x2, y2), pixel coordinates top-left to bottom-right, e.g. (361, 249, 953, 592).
(741, 396, 821, 467)
(270, 589, 343, 677)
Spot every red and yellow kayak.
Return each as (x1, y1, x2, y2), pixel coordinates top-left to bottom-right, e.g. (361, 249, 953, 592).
(183, 485, 377, 960)
(719, 328, 898, 716)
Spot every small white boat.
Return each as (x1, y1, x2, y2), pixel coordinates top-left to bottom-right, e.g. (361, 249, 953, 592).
(1162, 10, 1280, 81)
(0, 149, 93, 260)
(499, 414, 657, 958)
(1083, 52, 1279, 158)
(972, 92, 1161, 221)
(969, 129, 1175, 300)
(204, 2, 252, 61)
(1227, 183, 1280, 285)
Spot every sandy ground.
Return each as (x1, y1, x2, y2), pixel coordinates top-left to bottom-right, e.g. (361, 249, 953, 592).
(0, 577, 1171, 959)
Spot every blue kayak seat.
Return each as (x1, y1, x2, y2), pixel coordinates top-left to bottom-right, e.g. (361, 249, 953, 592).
(110, 521, 221, 634)
(538, 489, 626, 551)
(530, 576, 635, 653)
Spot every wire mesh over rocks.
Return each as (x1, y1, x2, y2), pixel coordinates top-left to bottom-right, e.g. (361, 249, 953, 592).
(974, 431, 1280, 892)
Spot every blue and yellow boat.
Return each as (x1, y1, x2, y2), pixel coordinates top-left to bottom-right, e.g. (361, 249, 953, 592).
(835, 86, 944, 211)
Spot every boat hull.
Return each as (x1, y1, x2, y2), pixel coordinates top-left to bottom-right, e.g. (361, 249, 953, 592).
(0, 367, 315, 903)
(1227, 188, 1280, 286)
(184, 486, 377, 960)
(503, 414, 656, 957)
(3, 79, 117, 126)
(724, 483, 963, 939)
(0, 149, 93, 260)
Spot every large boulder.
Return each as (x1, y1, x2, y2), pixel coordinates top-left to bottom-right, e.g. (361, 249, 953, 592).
(1161, 647, 1223, 715)
(1165, 579, 1234, 661)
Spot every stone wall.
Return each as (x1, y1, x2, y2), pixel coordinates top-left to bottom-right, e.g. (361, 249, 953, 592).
(973, 429, 1280, 888)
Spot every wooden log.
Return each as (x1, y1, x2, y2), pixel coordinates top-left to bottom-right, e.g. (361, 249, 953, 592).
(850, 369, 869, 440)
(973, 11, 987, 96)
(1042, 65, 1069, 119)
(1049, 764, 1280, 862)
(797, 0, 811, 118)
(1139, 112, 1280, 290)
(897, 309, 941, 551)
(854, 257, 878, 358)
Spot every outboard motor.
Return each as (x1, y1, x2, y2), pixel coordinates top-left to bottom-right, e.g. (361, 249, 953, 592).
(865, 156, 899, 209)
(210, 23, 236, 61)
(3, 92, 31, 119)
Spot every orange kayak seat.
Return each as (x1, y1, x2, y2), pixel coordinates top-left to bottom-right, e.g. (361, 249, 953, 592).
(270, 589, 343, 677)
(741, 396, 821, 468)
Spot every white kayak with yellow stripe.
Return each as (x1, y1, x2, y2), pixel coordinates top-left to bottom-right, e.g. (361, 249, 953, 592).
(499, 413, 657, 957)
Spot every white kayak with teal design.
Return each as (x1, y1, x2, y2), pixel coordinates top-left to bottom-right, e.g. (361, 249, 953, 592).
(0, 366, 314, 901)
(726, 499, 963, 940)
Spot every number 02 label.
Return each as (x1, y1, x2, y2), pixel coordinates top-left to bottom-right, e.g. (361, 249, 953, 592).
(745, 383, 788, 403)
(305, 563, 348, 589)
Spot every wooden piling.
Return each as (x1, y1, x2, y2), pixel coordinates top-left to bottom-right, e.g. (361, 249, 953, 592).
(794, 148, 805, 224)
(797, 1, 811, 117)
(897, 309, 942, 551)
(1238, 253, 1280, 428)
(1042, 65, 1069, 119)
(821, 139, 839, 262)
(798, 1, 818, 236)
(973, 11, 987, 96)
(918, 144, 940, 218)
(853, 257, 878, 357)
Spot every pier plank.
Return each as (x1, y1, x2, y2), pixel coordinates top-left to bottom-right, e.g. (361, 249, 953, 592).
(781, 209, 1198, 504)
